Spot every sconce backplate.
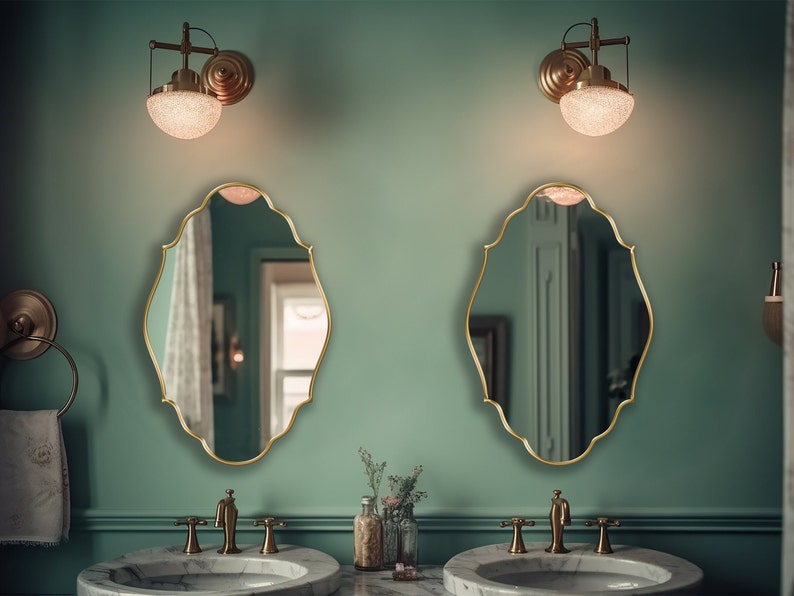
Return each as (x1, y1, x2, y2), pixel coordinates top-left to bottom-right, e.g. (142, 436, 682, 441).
(0, 289, 58, 360)
(538, 49, 591, 103)
(201, 51, 253, 106)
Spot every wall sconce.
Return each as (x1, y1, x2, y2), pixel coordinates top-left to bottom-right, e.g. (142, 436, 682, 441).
(229, 333, 245, 371)
(763, 261, 782, 345)
(538, 18, 633, 136)
(148, 22, 253, 140)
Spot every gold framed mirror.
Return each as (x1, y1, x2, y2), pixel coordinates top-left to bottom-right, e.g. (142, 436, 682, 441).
(143, 183, 331, 465)
(465, 182, 652, 465)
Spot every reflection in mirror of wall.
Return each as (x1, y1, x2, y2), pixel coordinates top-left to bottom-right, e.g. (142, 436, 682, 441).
(143, 184, 331, 465)
(466, 183, 652, 465)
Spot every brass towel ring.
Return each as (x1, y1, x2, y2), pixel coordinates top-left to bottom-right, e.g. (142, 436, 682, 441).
(0, 333, 78, 418)
(0, 290, 78, 418)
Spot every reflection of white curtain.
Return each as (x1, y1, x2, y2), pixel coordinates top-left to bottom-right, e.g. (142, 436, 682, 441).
(163, 209, 214, 450)
(785, 2, 794, 592)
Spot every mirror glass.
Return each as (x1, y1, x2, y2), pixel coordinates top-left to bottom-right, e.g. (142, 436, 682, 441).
(144, 183, 331, 465)
(466, 183, 651, 465)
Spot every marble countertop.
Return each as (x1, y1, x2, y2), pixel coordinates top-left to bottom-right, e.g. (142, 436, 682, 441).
(338, 566, 448, 595)
(75, 548, 703, 594)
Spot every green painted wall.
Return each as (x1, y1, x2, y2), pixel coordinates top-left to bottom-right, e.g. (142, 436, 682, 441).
(0, 1, 784, 594)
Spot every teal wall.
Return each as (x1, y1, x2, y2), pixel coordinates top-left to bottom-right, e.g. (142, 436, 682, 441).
(0, 1, 784, 594)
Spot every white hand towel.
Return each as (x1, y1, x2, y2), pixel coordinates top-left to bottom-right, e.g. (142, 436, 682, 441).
(0, 409, 70, 546)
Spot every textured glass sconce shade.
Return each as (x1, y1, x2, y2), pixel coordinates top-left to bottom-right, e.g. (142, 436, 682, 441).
(538, 185, 586, 206)
(560, 86, 634, 136)
(147, 68, 222, 140)
(559, 66, 634, 136)
(218, 185, 261, 205)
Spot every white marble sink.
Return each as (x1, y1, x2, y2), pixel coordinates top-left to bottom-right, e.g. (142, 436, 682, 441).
(76, 544, 341, 595)
(443, 543, 703, 595)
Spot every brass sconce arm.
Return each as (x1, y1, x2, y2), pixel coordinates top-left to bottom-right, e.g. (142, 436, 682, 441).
(560, 18, 630, 66)
(764, 261, 783, 345)
(149, 22, 218, 70)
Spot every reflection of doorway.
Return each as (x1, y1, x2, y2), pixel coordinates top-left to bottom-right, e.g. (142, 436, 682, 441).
(260, 262, 327, 448)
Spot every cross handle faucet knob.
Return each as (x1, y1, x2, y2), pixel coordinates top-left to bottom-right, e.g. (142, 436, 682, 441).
(253, 516, 288, 554)
(584, 517, 622, 554)
(499, 517, 535, 554)
(174, 516, 207, 554)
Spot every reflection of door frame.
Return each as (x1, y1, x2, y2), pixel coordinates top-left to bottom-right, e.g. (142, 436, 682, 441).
(528, 200, 573, 462)
(258, 255, 317, 450)
(249, 248, 308, 451)
(268, 279, 323, 439)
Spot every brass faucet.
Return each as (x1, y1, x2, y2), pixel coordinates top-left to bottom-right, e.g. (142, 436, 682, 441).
(545, 489, 571, 553)
(214, 489, 242, 554)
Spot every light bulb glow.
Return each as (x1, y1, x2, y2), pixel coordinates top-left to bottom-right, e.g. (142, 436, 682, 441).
(218, 186, 261, 205)
(559, 86, 634, 136)
(146, 90, 222, 140)
(538, 186, 586, 206)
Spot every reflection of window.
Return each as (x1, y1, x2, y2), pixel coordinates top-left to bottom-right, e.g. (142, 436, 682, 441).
(261, 262, 327, 446)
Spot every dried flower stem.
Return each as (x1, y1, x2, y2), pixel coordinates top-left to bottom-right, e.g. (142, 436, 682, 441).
(358, 447, 386, 514)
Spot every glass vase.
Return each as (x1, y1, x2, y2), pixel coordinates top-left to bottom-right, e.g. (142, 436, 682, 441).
(382, 507, 400, 567)
(398, 504, 419, 569)
(353, 496, 383, 570)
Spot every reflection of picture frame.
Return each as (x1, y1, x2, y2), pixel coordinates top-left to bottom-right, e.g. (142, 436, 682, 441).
(468, 315, 508, 409)
(212, 298, 232, 398)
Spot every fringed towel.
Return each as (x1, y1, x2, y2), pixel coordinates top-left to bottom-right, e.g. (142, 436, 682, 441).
(0, 409, 70, 546)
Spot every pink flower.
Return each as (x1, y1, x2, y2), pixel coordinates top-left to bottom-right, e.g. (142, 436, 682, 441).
(381, 496, 402, 509)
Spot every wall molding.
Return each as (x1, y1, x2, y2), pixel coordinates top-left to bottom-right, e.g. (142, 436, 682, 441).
(72, 508, 781, 535)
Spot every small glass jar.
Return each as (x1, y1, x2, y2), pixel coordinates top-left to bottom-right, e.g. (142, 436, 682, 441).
(382, 507, 400, 567)
(353, 496, 383, 570)
(398, 503, 419, 569)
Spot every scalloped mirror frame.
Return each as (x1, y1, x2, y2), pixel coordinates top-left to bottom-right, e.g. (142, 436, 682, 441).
(142, 182, 332, 465)
(465, 182, 653, 465)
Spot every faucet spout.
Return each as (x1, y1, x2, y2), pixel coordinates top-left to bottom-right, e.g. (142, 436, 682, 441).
(214, 500, 225, 528)
(215, 489, 242, 554)
(545, 489, 571, 554)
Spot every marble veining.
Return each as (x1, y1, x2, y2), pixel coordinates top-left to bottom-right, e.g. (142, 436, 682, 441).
(336, 566, 447, 595)
(76, 544, 341, 595)
(443, 543, 703, 595)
